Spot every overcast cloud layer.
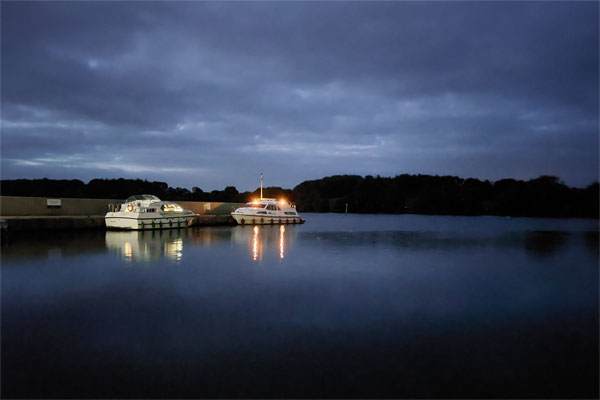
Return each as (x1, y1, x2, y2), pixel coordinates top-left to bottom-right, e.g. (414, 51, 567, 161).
(1, 2, 598, 190)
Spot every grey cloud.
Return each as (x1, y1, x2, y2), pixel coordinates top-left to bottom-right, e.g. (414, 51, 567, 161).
(1, 1, 598, 190)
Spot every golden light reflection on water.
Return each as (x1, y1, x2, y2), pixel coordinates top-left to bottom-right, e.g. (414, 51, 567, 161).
(280, 225, 285, 259)
(165, 238, 183, 261)
(123, 241, 133, 262)
(232, 225, 295, 262)
(104, 226, 296, 264)
(253, 226, 260, 261)
(106, 230, 188, 263)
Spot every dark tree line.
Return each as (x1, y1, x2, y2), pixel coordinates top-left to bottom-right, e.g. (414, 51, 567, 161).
(1, 174, 598, 218)
(0, 178, 290, 205)
(293, 174, 599, 218)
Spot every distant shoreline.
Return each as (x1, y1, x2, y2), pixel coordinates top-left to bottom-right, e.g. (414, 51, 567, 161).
(1, 174, 598, 219)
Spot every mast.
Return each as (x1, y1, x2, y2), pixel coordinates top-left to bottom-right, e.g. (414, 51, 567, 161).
(260, 173, 263, 199)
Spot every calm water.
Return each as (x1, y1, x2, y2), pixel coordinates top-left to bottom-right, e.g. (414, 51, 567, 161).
(2, 214, 598, 398)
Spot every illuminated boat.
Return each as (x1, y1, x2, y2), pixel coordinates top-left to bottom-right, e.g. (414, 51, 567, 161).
(231, 198, 303, 225)
(105, 194, 198, 230)
(231, 174, 304, 225)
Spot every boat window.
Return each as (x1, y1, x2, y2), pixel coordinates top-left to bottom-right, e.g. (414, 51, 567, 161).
(246, 203, 267, 208)
(257, 211, 267, 214)
(161, 204, 183, 212)
(284, 211, 296, 215)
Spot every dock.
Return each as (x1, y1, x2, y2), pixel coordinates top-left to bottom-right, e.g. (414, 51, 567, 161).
(0, 196, 242, 233)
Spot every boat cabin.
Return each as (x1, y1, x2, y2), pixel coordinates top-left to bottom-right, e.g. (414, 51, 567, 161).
(119, 194, 183, 213)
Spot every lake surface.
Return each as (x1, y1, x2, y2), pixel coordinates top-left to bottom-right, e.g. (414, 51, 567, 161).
(2, 214, 598, 398)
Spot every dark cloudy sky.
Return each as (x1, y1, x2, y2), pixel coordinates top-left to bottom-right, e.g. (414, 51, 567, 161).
(1, 1, 598, 191)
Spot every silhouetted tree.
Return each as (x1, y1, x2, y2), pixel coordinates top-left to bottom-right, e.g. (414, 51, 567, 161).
(1, 174, 598, 218)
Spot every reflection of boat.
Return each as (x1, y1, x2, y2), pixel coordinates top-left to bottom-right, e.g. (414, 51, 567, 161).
(231, 174, 304, 225)
(231, 224, 296, 261)
(105, 194, 197, 230)
(105, 229, 187, 262)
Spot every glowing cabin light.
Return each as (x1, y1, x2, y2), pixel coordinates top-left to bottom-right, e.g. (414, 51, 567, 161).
(162, 204, 183, 212)
(279, 199, 286, 206)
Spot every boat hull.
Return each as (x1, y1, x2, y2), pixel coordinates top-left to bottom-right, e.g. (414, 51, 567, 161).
(105, 212, 196, 230)
(231, 213, 303, 225)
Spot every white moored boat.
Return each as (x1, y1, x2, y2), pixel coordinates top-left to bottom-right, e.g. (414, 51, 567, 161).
(105, 194, 198, 230)
(231, 174, 304, 226)
(231, 198, 303, 225)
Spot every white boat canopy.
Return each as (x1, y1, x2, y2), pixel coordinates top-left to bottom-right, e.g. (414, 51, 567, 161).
(125, 194, 161, 202)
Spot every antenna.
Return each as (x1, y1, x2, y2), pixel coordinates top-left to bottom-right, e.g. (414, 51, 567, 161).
(260, 173, 264, 199)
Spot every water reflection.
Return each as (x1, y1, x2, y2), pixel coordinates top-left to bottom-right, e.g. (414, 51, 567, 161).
(280, 225, 285, 259)
(103, 226, 296, 264)
(583, 231, 599, 255)
(253, 226, 260, 261)
(523, 231, 569, 257)
(105, 229, 189, 262)
(2, 215, 599, 399)
(0, 230, 107, 260)
(189, 227, 232, 247)
(297, 229, 600, 259)
(231, 225, 296, 262)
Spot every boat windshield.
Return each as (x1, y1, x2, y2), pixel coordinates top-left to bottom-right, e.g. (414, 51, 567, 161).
(246, 203, 267, 208)
(125, 194, 161, 202)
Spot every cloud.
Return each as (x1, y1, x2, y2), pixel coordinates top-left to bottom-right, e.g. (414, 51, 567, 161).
(1, 2, 598, 189)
